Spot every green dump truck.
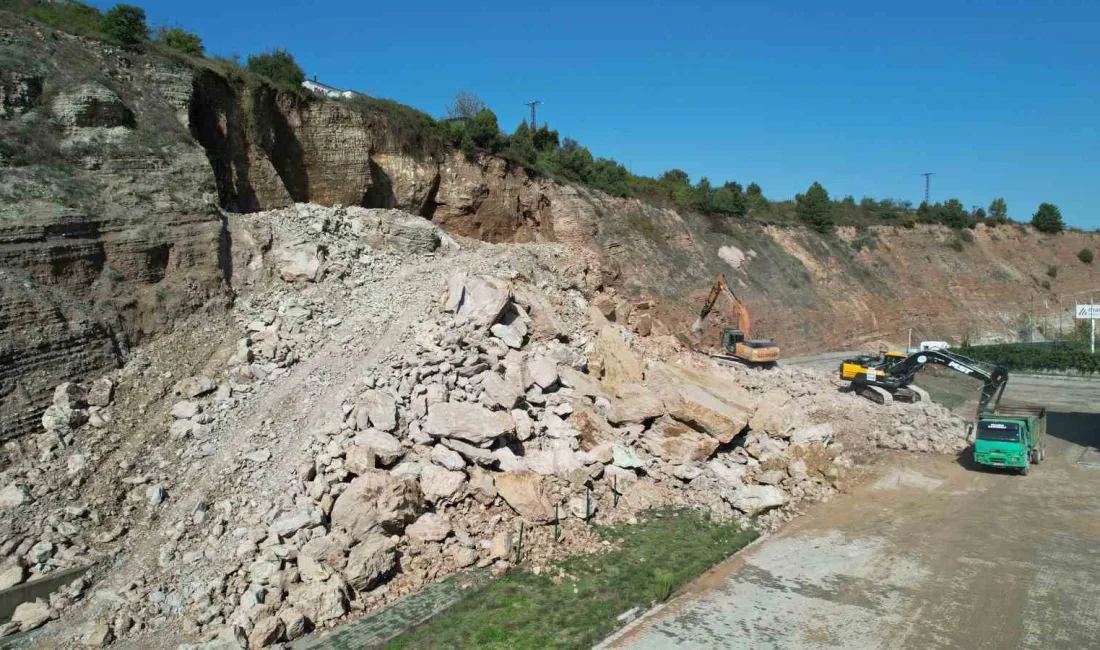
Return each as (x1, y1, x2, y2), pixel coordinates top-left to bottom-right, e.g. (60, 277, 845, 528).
(974, 406, 1047, 475)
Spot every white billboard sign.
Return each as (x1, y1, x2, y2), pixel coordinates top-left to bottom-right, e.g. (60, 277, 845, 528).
(1075, 304, 1100, 319)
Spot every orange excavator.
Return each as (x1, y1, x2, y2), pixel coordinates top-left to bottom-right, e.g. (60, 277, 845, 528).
(691, 273, 780, 366)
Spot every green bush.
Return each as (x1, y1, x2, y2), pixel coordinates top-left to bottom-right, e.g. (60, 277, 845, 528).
(103, 4, 147, 49)
(795, 181, 834, 233)
(1078, 248, 1094, 264)
(246, 48, 305, 90)
(1031, 203, 1065, 233)
(961, 342, 1099, 374)
(155, 25, 203, 56)
(987, 197, 1008, 224)
(1047, 264, 1058, 278)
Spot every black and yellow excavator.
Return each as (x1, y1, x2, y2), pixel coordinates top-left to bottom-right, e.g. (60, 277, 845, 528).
(692, 273, 779, 366)
(840, 348, 1009, 413)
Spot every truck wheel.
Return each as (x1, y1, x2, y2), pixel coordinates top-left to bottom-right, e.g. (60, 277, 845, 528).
(1020, 463, 1030, 476)
(1039, 446, 1045, 462)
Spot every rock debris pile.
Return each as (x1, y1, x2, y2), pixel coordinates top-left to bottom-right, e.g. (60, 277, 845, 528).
(0, 204, 969, 648)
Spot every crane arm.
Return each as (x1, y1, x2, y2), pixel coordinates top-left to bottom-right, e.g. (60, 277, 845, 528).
(691, 273, 750, 337)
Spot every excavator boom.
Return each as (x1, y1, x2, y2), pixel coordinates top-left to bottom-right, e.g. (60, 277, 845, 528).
(691, 273, 750, 336)
(841, 348, 1009, 419)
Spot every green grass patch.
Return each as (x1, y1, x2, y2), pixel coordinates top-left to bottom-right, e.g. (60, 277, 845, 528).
(386, 510, 757, 650)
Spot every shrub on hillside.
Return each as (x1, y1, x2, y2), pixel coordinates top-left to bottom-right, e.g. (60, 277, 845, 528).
(246, 49, 305, 91)
(1078, 248, 1094, 264)
(795, 182, 834, 233)
(1047, 264, 1058, 278)
(987, 197, 1008, 224)
(103, 4, 147, 49)
(460, 109, 504, 157)
(1031, 203, 1065, 234)
(156, 26, 204, 56)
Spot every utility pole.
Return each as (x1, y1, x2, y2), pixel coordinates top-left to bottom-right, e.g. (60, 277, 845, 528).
(921, 172, 934, 204)
(524, 100, 542, 130)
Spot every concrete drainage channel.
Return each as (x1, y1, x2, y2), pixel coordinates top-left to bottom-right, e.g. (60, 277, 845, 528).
(290, 569, 492, 649)
(0, 565, 91, 649)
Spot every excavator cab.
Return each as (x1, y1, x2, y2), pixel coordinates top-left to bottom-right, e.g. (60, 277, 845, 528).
(720, 329, 779, 364)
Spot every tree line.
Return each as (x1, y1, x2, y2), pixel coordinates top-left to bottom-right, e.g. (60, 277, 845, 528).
(6, 2, 1074, 235)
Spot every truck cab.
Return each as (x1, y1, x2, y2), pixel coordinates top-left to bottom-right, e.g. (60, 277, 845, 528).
(973, 406, 1046, 475)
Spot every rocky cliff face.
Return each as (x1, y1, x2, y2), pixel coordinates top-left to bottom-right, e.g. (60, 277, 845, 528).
(0, 15, 226, 438)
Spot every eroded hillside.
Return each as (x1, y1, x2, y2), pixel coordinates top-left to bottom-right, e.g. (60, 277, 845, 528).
(2, 11, 1097, 439)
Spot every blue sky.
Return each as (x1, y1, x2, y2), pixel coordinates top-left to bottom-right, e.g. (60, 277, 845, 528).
(101, 0, 1098, 227)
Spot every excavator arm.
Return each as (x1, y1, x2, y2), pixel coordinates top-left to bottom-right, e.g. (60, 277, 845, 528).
(691, 273, 750, 337)
(885, 349, 1009, 417)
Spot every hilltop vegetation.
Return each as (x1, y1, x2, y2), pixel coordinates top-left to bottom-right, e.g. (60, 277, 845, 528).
(1, 0, 1075, 234)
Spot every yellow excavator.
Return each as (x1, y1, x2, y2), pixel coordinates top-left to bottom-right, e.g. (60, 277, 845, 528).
(691, 273, 779, 366)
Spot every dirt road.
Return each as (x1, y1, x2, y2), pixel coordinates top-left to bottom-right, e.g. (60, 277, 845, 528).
(608, 402, 1100, 648)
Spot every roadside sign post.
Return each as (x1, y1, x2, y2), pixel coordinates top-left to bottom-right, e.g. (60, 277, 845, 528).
(1075, 305, 1100, 354)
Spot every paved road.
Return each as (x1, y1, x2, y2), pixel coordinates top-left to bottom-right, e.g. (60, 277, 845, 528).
(785, 351, 1099, 413)
(609, 407, 1100, 650)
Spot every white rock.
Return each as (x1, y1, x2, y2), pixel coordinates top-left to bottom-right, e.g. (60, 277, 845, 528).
(351, 430, 405, 466)
(356, 390, 398, 432)
(146, 484, 167, 506)
(287, 579, 346, 624)
(526, 356, 559, 390)
(342, 534, 396, 592)
(790, 423, 834, 447)
(175, 376, 216, 399)
(611, 445, 644, 469)
(171, 401, 202, 420)
(430, 445, 466, 471)
(12, 599, 51, 631)
(511, 409, 534, 441)
(273, 508, 321, 538)
(405, 512, 453, 543)
(0, 564, 25, 590)
(726, 484, 787, 514)
(0, 484, 31, 508)
(419, 465, 467, 503)
(490, 323, 524, 349)
(424, 403, 514, 446)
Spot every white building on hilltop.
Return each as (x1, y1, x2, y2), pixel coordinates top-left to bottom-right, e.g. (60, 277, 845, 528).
(302, 75, 358, 99)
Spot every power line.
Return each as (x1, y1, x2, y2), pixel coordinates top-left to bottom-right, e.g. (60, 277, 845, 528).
(524, 100, 542, 130)
(921, 172, 934, 204)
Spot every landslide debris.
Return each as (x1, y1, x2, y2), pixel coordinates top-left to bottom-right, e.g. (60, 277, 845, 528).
(0, 205, 968, 648)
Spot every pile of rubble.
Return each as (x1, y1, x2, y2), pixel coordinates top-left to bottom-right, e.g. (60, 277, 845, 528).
(0, 204, 969, 649)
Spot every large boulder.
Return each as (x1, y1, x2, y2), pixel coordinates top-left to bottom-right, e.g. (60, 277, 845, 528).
(424, 403, 514, 446)
(287, 578, 347, 624)
(725, 484, 788, 514)
(640, 417, 719, 464)
(495, 471, 555, 523)
(445, 274, 512, 328)
(749, 388, 806, 438)
(606, 384, 665, 426)
(419, 464, 467, 503)
(12, 599, 51, 631)
(589, 326, 643, 396)
(276, 242, 325, 283)
(354, 390, 398, 432)
(351, 429, 405, 466)
(480, 372, 523, 410)
(330, 471, 422, 538)
(647, 363, 757, 444)
(341, 534, 396, 592)
(405, 512, 453, 543)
